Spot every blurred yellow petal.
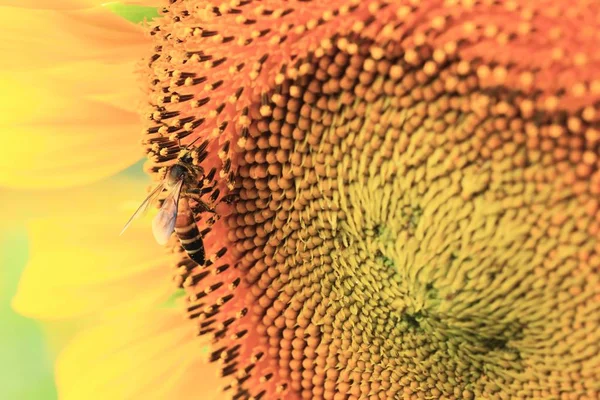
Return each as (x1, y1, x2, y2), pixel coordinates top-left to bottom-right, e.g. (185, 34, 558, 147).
(118, 1, 166, 6)
(0, 5, 150, 189)
(0, 1, 164, 9)
(12, 176, 173, 319)
(0, 71, 144, 189)
(56, 309, 224, 400)
(0, 173, 149, 226)
(39, 60, 145, 113)
(0, 6, 150, 70)
(0, 1, 105, 9)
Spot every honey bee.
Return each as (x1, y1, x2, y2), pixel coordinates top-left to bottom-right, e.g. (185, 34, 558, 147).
(120, 141, 214, 265)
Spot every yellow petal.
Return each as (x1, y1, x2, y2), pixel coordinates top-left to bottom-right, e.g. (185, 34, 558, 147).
(0, 1, 104, 9)
(56, 309, 224, 400)
(0, 72, 143, 189)
(39, 60, 145, 114)
(0, 6, 150, 189)
(0, 1, 165, 8)
(11, 176, 174, 319)
(0, 172, 147, 226)
(115, 1, 166, 6)
(0, 6, 150, 70)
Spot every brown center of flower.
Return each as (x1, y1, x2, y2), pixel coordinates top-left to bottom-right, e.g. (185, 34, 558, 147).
(143, 1, 600, 399)
(230, 34, 600, 399)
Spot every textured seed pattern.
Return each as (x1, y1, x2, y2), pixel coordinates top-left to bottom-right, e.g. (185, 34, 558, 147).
(142, 1, 600, 399)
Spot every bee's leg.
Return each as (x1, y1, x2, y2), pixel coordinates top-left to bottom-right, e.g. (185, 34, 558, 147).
(185, 185, 217, 196)
(183, 189, 210, 200)
(184, 188, 202, 195)
(184, 192, 216, 213)
(183, 191, 204, 200)
(220, 189, 240, 205)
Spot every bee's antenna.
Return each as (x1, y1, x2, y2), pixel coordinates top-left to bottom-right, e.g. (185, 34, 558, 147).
(184, 136, 202, 150)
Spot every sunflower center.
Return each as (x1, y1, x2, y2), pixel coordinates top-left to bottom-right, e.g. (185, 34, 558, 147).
(143, 1, 600, 398)
(229, 33, 599, 398)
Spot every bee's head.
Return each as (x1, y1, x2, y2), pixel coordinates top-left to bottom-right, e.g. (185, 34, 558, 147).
(167, 163, 187, 184)
(177, 148, 194, 164)
(166, 148, 202, 187)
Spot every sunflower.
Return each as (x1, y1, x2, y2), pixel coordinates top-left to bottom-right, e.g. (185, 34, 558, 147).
(12, 0, 600, 399)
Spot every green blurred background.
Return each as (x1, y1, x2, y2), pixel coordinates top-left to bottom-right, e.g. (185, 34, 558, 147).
(0, 3, 159, 399)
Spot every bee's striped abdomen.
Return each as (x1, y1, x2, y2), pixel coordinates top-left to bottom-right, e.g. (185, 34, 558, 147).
(175, 198, 205, 265)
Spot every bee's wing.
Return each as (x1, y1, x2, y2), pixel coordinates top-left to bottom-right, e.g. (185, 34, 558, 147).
(120, 182, 165, 236)
(152, 179, 184, 245)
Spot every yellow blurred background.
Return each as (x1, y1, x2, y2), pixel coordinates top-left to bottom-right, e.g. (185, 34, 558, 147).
(0, 159, 151, 399)
(1, 227, 57, 399)
(0, 4, 159, 398)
